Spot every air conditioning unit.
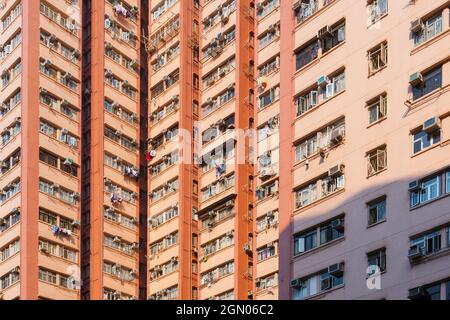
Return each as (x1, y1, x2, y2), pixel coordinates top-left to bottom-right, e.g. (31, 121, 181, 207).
(0, 161, 8, 169)
(225, 200, 234, 208)
(422, 117, 440, 133)
(290, 278, 305, 288)
(409, 72, 423, 87)
(244, 243, 252, 254)
(330, 128, 344, 144)
(221, 13, 230, 24)
(328, 263, 344, 277)
(260, 167, 275, 179)
(317, 75, 329, 88)
(408, 180, 420, 191)
(257, 2, 264, 12)
(113, 236, 121, 243)
(408, 287, 427, 300)
(131, 242, 139, 250)
(328, 164, 344, 177)
(331, 219, 345, 232)
(410, 18, 424, 33)
(318, 26, 331, 39)
(71, 220, 81, 227)
(408, 245, 425, 261)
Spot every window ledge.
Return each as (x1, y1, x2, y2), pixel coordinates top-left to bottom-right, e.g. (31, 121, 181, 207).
(293, 143, 342, 169)
(366, 116, 387, 129)
(0, 221, 20, 235)
(0, 164, 20, 182)
(258, 97, 280, 113)
(201, 97, 236, 120)
(292, 236, 345, 262)
(0, 251, 19, 266)
(410, 246, 450, 266)
(199, 213, 235, 234)
(367, 167, 388, 179)
(201, 243, 234, 261)
(406, 84, 450, 110)
(257, 6, 280, 24)
(42, 104, 80, 125)
(257, 254, 278, 265)
(367, 219, 387, 229)
(411, 142, 440, 159)
(200, 272, 234, 289)
(294, 90, 346, 122)
(104, 217, 137, 232)
(201, 69, 235, 94)
(411, 29, 450, 56)
(410, 192, 450, 212)
(368, 64, 388, 78)
(367, 13, 388, 29)
(305, 284, 345, 300)
(256, 284, 279, 296)
(293, 188, 345, 216)
(257, 36, 280, 53)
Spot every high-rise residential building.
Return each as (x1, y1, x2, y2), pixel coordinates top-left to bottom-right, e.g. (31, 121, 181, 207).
(254, 0, 280, 300)
(196, 0, 255, 301)
(279, 0, 450, 300)
(81, 0, 145, 300)
(1, 0, 450, 302)
(0, 0, 82, 300)
(146, 0, 199, 300)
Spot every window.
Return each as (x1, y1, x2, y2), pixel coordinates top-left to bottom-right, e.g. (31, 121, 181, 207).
(320, 21, 345, 54)
(39, 209, 57, 225)
(39, 149, 58, 167)
(413, 13, 443, 46)
(258, 86, 279, 110)
(38, 268, 57, 284)
(368, 94, 387, 124)
(295, 167, 345, 209)
(446, 172, 450, 193)
(411, 231, 442, 255)
(368, 198, 386, 226)
(368, 42, 387, 75)
(294, 0, 319, 24)
(367, 145, 387, 176)
(292, 263, 344, 300)
(367, 248, 386, 276)
(412, 66, 442, 100)
(410, 175, 440, 208)
(295, 40, 319, 70)
(257, 244, 276, 262)
(295, 118, 345, 161)
(294, 217, 344, 255)
(367, 0, 388, 24)
(412, 127, 440, 154)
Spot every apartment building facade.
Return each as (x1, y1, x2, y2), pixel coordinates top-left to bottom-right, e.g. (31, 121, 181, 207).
(254, 0, 280, 300)
(196, 0, 255, 301)
(2, 0, 450, 302)
(0, 0, 82, 300)
(279, 0, 450, 300)
(81, 0, 145, 300)
(146, 0, 199, 300)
